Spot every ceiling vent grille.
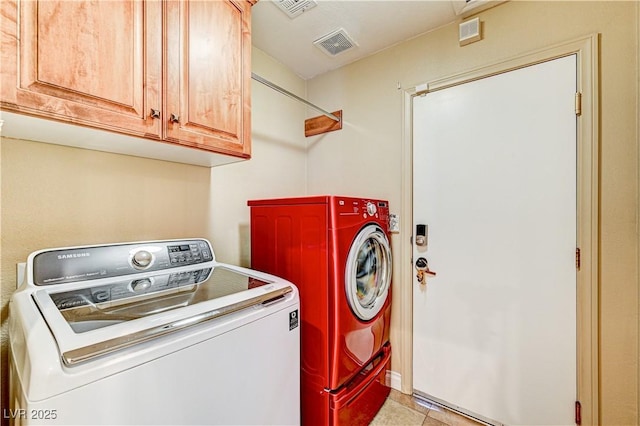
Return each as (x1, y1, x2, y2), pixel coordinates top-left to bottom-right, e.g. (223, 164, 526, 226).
(274, 0, 317, 19)
(313, 28, 357, 57)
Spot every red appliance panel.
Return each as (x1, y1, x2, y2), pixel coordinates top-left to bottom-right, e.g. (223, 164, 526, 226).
(249, 196, 392, 426)
(330, 343, 391, 426)
(302, 375, 330, 426)
(302, 344, 391, 426)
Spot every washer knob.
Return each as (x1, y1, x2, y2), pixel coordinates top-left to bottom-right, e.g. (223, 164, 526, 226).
(366, 202, 377, 216)
(132, 250, 153, 269)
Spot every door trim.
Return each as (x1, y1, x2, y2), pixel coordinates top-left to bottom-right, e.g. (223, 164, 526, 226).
(399, 33, 600, 425)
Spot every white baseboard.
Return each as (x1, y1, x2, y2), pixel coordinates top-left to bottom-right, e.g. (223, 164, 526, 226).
(386, 370, 402, 391)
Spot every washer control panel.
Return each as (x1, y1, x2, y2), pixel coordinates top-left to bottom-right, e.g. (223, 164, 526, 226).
(167, 242, 211, 266)
(33, 239, 213, 286)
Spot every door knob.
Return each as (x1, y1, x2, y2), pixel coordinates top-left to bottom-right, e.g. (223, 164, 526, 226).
(415, 257, 436, 284)
(170, 113, 180, 123)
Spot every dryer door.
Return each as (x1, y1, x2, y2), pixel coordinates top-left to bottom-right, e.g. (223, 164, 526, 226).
(345, 224, 392, 321)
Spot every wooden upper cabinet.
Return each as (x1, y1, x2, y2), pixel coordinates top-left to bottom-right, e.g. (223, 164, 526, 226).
(164, 0, 251, 158)
(0, 0, 253, 160)
(2, 0, 162, 139)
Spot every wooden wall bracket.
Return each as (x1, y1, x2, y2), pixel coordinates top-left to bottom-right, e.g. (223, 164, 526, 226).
(305, 110, 343, 137)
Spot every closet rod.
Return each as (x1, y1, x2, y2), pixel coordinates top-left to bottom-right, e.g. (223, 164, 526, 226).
(251, 73, 341, 122)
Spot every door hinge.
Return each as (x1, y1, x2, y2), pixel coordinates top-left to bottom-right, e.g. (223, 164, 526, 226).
(575, 92, 582, 116)
(575, 248, 581, 270)
(575, 400, 582, 425)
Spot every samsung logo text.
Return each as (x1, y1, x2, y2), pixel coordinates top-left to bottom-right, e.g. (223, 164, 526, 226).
(58, 253, 91, 260)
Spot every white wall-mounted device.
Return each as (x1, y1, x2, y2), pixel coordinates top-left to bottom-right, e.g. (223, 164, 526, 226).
(459, 17, 482, 46)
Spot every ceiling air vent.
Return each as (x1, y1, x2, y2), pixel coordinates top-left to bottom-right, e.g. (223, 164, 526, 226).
(451, 0, 505, 16)
(313, 28, 357, 57)
(274, 0, 317, 19)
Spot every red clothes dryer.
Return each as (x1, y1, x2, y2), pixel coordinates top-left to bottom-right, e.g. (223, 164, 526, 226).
(248, 195, 392, 426)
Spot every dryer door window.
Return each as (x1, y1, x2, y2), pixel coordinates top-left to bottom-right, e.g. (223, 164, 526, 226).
(345, 224, 392, 321)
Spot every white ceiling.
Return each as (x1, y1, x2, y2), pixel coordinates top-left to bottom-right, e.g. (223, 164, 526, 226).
(251, 0, 489, 80)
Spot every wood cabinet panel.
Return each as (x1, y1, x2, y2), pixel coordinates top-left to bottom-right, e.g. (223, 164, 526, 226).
(165, 0, 251, 158)
(2, 0, 162, 139)
(1, 0, 253, 161)
(33, 1, 136, 107)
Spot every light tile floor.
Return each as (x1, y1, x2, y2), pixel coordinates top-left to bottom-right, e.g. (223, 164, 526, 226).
(370, 389, 484, 426)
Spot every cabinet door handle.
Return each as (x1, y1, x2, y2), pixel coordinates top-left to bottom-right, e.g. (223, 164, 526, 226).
(150, 109, 161, 119)
(170, 113, 180, 123)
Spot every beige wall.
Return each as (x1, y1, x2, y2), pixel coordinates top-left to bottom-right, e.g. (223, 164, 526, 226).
(305, 1, 639, 424)
(209, 48, 308, 266)
(0, 49, 306, 423)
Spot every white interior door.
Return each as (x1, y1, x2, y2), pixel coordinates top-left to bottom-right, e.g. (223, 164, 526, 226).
(412, 56, 577, 425)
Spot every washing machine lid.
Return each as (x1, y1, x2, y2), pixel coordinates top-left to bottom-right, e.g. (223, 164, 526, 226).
(345, 224, 392, 321)
(32, 263, 292, 366)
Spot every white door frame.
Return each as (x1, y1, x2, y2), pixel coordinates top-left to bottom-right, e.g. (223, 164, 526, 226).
(398, 34, 600, 425)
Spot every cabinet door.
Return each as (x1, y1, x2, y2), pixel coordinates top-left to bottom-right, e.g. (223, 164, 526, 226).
(165, 0, 252, 158)
(1, 0, 162, 139)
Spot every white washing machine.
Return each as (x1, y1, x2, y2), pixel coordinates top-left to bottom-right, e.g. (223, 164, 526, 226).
(9, 238, 300, 425)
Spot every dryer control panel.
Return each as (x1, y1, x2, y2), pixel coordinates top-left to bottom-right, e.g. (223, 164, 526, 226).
(334, 198, 390, 231)
(32, 239, 213, 286)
